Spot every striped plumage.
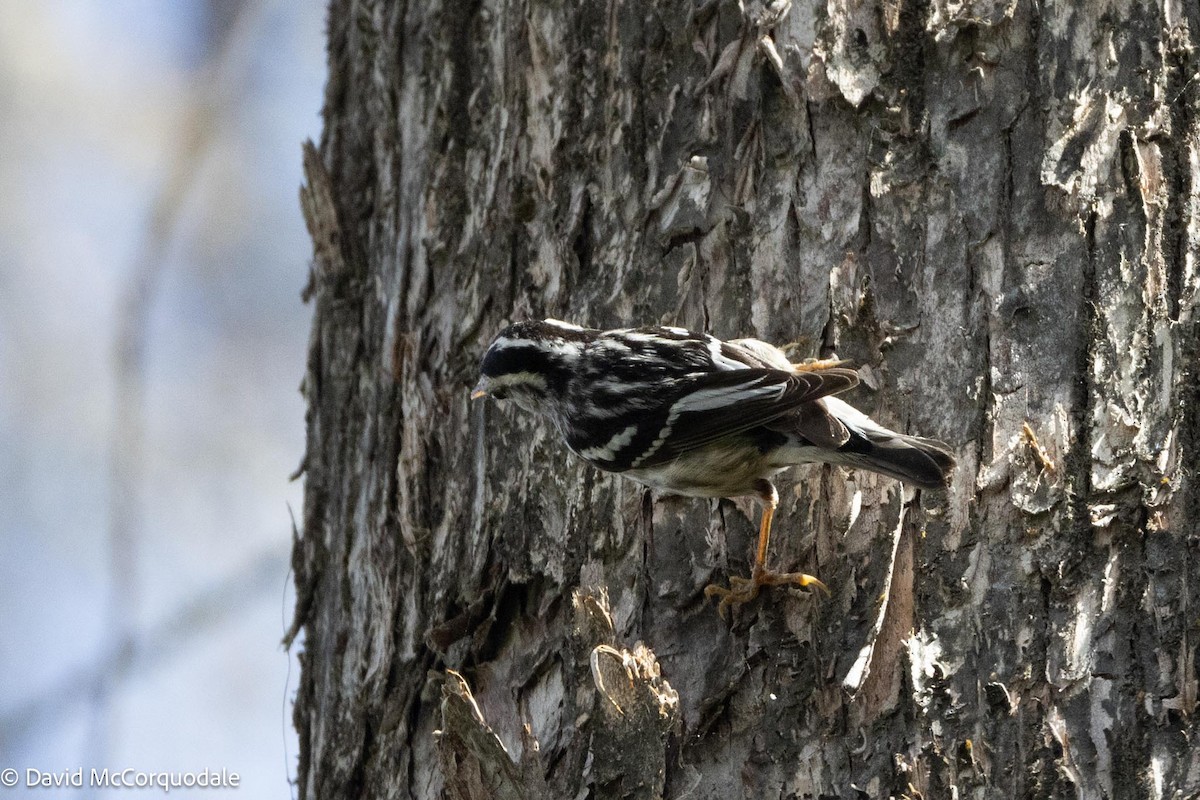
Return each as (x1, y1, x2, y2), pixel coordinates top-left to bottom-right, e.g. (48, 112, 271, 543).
(473, 319, 955, 613)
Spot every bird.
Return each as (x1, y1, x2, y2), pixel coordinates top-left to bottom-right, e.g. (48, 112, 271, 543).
(472, 319, 955, 615)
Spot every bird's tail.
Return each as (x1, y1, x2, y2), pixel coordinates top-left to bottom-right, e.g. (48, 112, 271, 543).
(813, 396, 956, 489)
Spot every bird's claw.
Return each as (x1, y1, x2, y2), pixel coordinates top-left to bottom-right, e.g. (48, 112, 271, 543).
(757, 570, 830, 595)
(704, 577, 761, 619)
(704, 570, 829, 619)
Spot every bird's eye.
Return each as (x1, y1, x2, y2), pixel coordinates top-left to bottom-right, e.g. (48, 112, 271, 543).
(492, 387, 509, 400)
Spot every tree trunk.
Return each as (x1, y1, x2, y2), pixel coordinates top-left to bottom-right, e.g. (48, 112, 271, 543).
(290, 0, 1200, 797)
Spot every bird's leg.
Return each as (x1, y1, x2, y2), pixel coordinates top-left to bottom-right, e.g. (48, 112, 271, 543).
(704, 481, 828, 617)
(792, 357, 853, 372)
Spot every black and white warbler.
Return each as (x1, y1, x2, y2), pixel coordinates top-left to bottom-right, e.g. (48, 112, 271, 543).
(473, 319, 955, 613)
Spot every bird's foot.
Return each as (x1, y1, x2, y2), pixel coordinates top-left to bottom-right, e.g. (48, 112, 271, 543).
(792, 357, 852, 372)
(704, 569, 829, 619)
(703, 575, 760, 618)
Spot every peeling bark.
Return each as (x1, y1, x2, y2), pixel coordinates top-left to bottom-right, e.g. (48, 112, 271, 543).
(292, 0, 1200, 797)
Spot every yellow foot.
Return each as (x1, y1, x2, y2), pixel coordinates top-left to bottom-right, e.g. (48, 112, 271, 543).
(704, 575, 759, 617)
(792, 357, 852, 372)
(704, 570, 830, 618)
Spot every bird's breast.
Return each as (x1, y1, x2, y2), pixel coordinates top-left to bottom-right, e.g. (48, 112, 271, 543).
(622, 439, 782, 499)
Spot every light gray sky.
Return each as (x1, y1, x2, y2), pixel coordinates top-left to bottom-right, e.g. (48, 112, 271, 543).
(0, 2, 325, 796)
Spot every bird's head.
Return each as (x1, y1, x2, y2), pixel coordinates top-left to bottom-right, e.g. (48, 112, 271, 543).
(472, 319, 595, 414)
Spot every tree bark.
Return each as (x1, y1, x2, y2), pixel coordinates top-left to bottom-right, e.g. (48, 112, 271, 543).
(290, 0, 1200, 797)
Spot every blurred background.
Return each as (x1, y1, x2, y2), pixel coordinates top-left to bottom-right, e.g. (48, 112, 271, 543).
(0, 1, 324, 796)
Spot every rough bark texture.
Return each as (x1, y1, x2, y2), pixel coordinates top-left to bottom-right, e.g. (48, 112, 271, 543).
(291, 0, 1200, 797)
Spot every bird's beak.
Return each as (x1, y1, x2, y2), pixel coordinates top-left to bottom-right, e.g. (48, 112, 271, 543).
(470, 378, 489, 400)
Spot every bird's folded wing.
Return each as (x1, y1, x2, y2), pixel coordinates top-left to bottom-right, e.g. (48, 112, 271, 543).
(634, 367, 858, 467)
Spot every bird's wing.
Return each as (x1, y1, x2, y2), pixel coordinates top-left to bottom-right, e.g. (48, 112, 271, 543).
(632, 366, 858, 468)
